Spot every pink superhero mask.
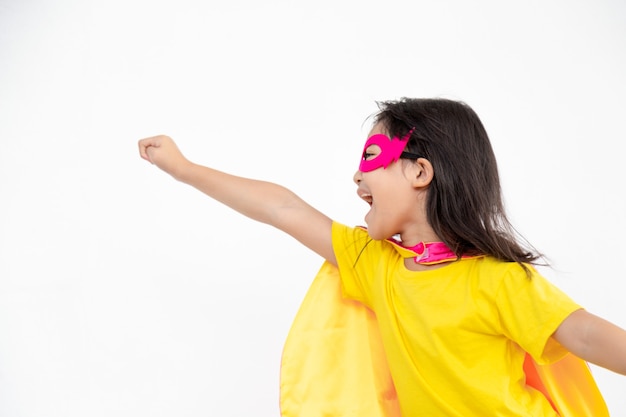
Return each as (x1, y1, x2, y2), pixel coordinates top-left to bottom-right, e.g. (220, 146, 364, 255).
(358, 128, 422, 172)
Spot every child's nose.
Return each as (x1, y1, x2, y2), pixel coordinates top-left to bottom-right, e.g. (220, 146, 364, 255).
(353, 169, 362, 184)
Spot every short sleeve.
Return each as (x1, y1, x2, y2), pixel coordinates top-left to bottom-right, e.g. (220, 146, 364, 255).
(495, 265, 582, 364)
(331, 222, 379, 307)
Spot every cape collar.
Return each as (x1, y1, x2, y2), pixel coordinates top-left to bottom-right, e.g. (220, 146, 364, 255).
(387, 234, 484, 265)
(387, 238, 475, 265)
(356, 226, 483, 265)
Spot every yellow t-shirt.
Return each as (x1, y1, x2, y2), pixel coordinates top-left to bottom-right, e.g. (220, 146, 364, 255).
(332, 222, 582, 416)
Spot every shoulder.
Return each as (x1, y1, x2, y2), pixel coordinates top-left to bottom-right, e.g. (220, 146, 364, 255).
(331, 222, 375, 241)
(463, 256, 527, 280)
(332, 222, 368, 255)
(460, 257, 540, 298)
(474, 257, 575, 307)
(331, 222, 398, 258)
(331, 221, 401, 274)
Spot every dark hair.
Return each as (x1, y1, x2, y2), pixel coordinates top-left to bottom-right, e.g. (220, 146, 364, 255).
(373, 97, 544, 269)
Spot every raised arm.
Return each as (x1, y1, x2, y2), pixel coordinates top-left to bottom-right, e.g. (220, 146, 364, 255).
(553, 309, 626, 375)
(138, 135, 336, 265)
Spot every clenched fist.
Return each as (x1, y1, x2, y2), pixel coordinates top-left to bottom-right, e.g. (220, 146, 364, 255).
(138, 135, 191, 179)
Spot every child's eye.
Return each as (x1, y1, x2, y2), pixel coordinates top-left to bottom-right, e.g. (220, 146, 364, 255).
(362, 152, 376, 160)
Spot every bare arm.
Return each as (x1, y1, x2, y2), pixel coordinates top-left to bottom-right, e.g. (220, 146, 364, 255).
(138, 135, 336, 265)
(553, 309, 626, 375)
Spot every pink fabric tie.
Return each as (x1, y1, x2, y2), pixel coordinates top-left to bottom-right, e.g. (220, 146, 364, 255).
(386, 237, 480, 265)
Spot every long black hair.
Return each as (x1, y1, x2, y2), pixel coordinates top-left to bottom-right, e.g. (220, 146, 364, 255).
(374, 97, 544, 268)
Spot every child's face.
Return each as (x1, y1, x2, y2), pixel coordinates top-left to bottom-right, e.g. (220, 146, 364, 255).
(354, 124, 423, 241)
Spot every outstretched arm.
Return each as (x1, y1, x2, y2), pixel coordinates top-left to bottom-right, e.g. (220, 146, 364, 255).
(553, 309, 626, 375)
(138, 135, 336, 265)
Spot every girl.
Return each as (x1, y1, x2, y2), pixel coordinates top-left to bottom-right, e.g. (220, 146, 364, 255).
(138, 98, 626, 416)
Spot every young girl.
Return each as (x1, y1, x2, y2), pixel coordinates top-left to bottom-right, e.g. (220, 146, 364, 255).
(138, 98, 626, 416)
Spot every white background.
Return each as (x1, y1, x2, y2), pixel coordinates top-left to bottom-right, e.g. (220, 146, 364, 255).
(1, 0, 625, 415)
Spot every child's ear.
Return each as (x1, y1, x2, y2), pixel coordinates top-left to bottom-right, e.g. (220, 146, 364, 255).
(411, 158, 434, 189)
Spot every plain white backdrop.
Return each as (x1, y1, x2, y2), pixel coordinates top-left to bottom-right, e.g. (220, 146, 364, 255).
(1, 0, 625, 415)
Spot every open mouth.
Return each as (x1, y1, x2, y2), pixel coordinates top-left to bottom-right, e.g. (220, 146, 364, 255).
(357, 190, 373, 206)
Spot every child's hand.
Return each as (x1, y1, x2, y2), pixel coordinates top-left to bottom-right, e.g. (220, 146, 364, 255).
(138, 135, 191, 179)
